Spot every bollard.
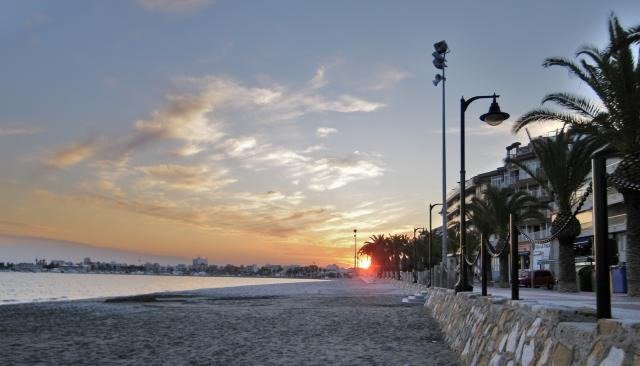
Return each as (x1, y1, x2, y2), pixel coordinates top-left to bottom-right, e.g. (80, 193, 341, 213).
(592, 145, 612, 319)
(481, 233, 488, 296)
(510, 214, 519, 300)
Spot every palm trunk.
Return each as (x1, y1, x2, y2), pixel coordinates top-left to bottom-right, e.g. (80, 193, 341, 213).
(557, 236, 578, 292)
(393, 254, 400, 280)
(623, 190, 640, 296)
(499, 249, 509, 287)
(484, 247, 493, 283)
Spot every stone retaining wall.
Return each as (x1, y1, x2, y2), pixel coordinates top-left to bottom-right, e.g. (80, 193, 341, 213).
(422, 287, 640, 366)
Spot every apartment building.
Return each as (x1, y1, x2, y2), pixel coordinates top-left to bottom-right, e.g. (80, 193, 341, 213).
(440, 136, 632, 286)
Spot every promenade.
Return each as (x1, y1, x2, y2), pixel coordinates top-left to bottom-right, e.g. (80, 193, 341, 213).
(473, 286, 640, 321)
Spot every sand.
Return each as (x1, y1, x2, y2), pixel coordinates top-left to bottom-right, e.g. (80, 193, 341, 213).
(0, 279, 459, 365)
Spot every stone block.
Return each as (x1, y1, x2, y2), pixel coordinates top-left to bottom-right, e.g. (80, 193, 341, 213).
(537, 338, 554, 366)
(555, 322, 596, 347)
(551, 342, 572, 366)
(586, 341, 605, 366)
(521, 340, 535, 366)
(489, 353, 505, 366)
(498, 334, 508, 352)
(515, 330, 526, 360)
(598, 319, 622, 336)
(526, 318, 542, 337)
(498, 310, 514, 329)
(505, 323, 521, 353)
(600, 346, 625, 366)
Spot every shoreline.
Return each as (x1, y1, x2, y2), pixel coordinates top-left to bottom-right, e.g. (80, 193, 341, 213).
(0, 278, 460, 365)
(0, 272, 326, 306)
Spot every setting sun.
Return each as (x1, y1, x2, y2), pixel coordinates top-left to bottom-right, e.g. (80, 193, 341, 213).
(358, 256, 371, 269)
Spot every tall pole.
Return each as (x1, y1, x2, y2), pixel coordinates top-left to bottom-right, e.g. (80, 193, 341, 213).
(455, 96, 472, 292)
(353, 229, 357, 275)
(455, 94, 506, 293)
(429, 203, 442, 287)
(593, 146, 611, 318)
(441, 58, 448, 272)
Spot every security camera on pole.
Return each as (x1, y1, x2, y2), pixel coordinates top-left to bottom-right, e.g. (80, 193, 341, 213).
(432, 40, 449, 287)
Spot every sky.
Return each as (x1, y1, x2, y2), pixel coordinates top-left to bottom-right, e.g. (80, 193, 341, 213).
(0, 0, 638, 266)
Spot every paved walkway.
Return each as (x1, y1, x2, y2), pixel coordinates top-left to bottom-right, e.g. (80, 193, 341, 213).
(472, 285, 640, 321)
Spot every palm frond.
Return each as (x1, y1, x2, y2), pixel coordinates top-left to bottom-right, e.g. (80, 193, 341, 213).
(541, 93, 604, 118)
(512, 108, 586, 133)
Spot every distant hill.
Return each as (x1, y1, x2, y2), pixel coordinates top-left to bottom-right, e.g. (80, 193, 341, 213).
(0, 235, 188, 265)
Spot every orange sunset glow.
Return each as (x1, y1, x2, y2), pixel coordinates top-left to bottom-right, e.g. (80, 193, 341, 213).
(3, 1, 629, 269)
(358, 256, 372, 269)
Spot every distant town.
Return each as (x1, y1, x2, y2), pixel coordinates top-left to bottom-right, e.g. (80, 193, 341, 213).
(0, 256, 351, 279)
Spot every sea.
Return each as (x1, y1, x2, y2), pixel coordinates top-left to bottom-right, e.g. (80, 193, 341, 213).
(0, 272, 323, 304)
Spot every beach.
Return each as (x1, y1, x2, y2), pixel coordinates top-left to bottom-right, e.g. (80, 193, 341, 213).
(0, 278, 459, 365)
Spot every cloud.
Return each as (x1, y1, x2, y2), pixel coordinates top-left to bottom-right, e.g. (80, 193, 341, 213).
(190, 75, 384, 122)
(368, 68, 410, 91)
(316, 127, 337, 138)
(132, 92, 225, 157)
(45, 69, 383, 169)
(221, 137, 258, 157)
(137, 164, 235, 192)
(135, 0, 213, 13)
(307, 157, 384, 191)
(316, 95, 383, 113)
(46, 141, 96, 168)
(310, 65, 328, 89)
(45, 86, 226, 167)
(234, 190, 306, 209)
(0, 125, 43, 136)
(218, 134, 384, 191)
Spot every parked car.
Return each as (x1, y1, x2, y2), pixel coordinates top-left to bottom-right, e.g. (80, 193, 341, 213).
(518, 269, 555, 289)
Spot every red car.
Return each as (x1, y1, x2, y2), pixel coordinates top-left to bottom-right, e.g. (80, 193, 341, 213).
(518, 269, 555, 289)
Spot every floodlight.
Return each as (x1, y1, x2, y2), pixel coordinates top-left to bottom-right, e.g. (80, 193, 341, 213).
(433, 74, 444, 86)
(433, 40, 449, 54)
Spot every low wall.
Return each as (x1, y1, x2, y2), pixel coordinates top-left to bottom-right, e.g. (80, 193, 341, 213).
(381, 270, 457, 288)
(423, 288, 640, 366)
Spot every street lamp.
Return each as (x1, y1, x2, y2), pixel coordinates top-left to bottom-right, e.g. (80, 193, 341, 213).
(432, 40, 449, 272)
(428, 203, 442, 287)
(353, 229, 357, 275)
(413, 227, 426, 283)
(455, 93, 510, 293)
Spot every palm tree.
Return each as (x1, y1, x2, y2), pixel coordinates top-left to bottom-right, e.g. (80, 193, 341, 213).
(445, 222, 480, 277)
(388, 234, 410, 280)
(507, 131, 598, 291)
(359, 234, 388, 278)
(468, 197, 498, 283)
(512, 14, 640, 295)
(471, 186, 546, 286)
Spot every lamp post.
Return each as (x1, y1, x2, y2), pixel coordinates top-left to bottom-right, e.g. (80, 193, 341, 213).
(353, 229, 357, 275)
(413, 227, 426, 283)
(428, 203, 442, 287)
(432, 40, 449, 272)
(455, 94, 510, 293)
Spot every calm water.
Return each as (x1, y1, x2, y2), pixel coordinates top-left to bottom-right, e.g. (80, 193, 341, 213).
(0, 272, 323, 304)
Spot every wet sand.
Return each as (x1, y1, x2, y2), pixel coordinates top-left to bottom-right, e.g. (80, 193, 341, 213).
(0, 279, 459, 365)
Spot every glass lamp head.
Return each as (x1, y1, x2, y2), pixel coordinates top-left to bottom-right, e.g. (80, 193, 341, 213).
(480, 100, 510, 126)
